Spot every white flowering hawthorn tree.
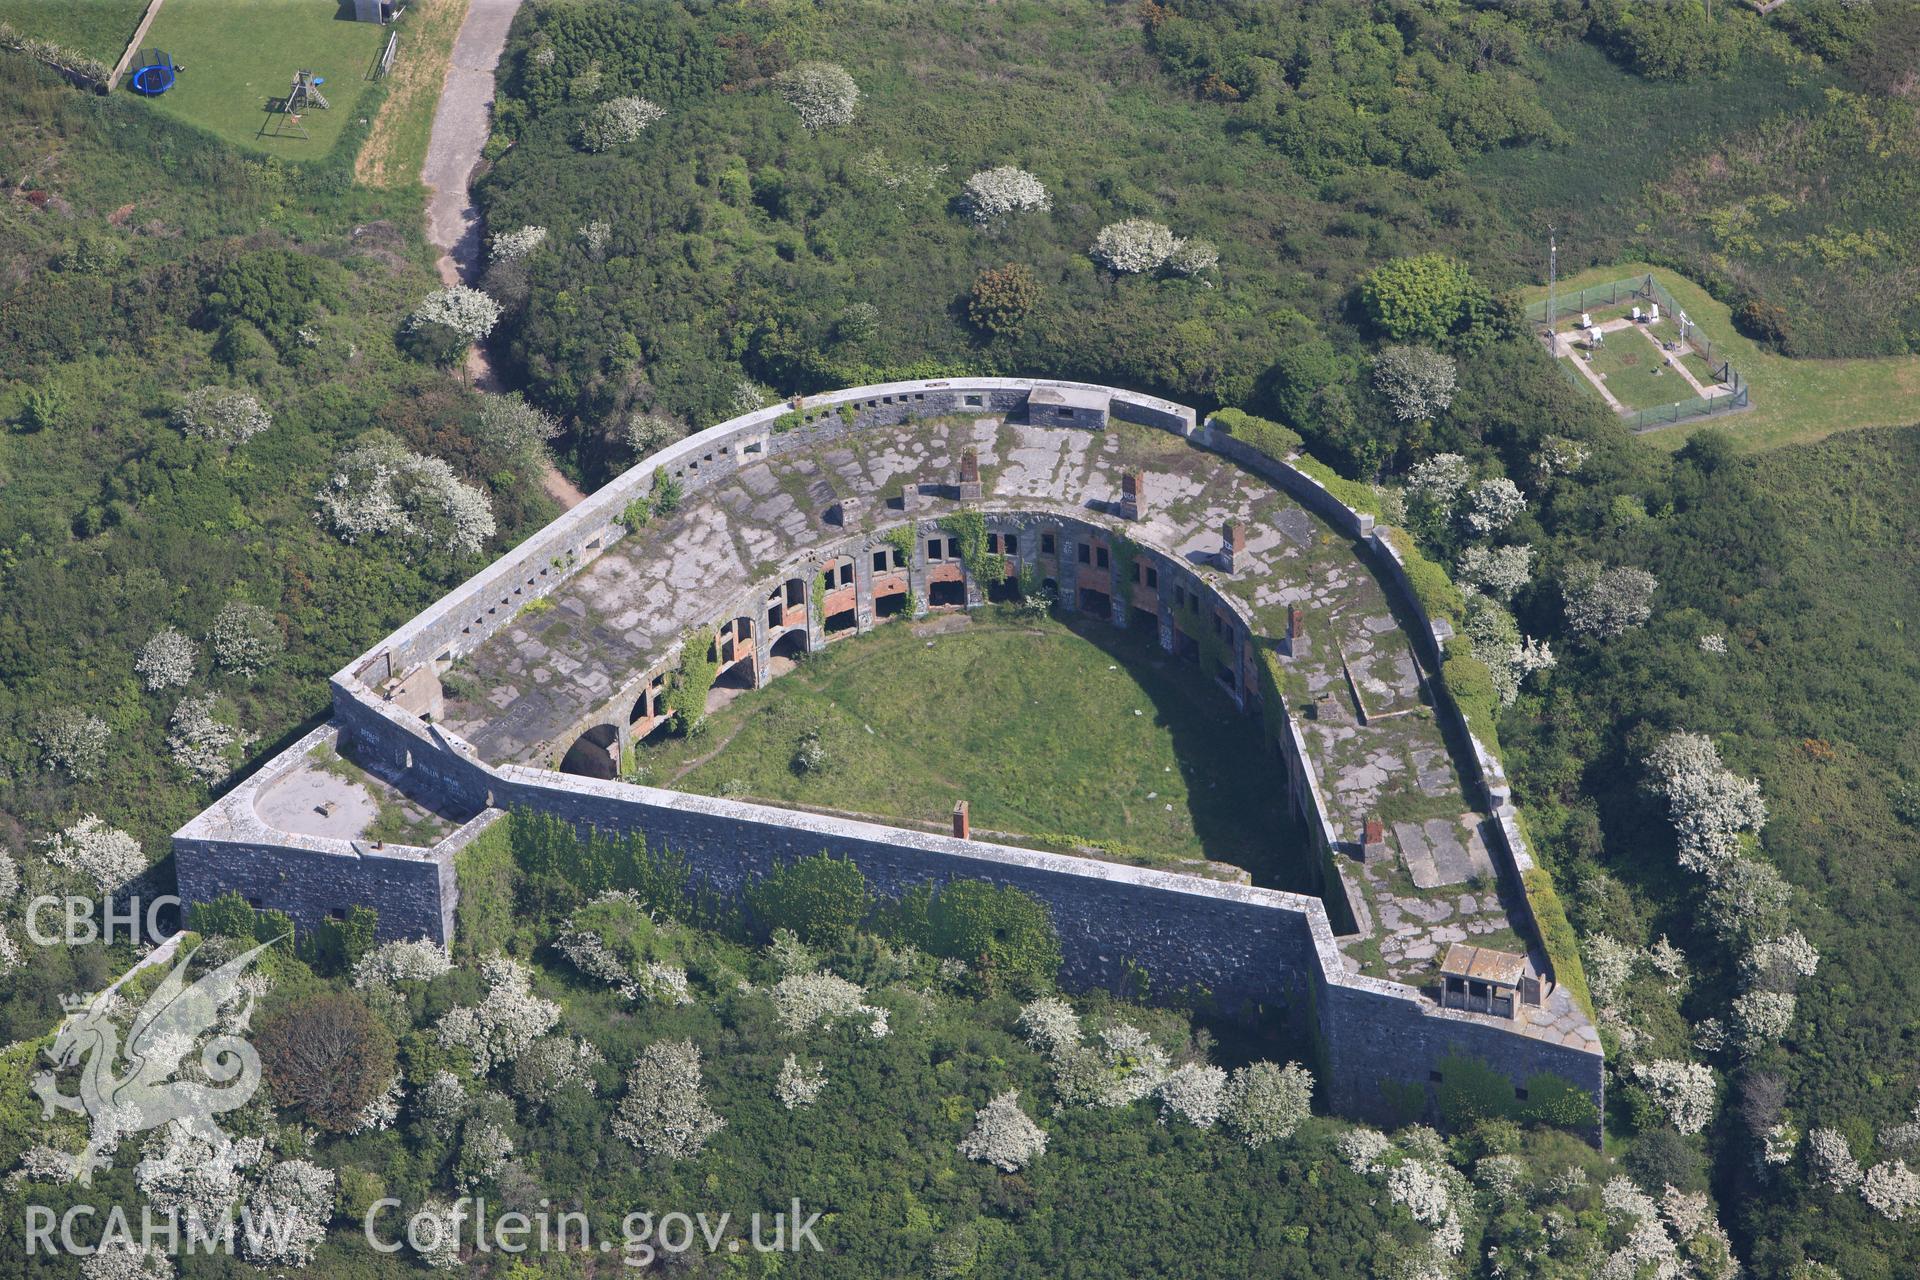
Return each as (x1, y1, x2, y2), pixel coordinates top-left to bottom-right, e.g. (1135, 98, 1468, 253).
(620, 410, 680, 457)
(136, 626, 197, 691)
(1455, 543, 1533, 601)
(353, 938, 453, 989)
(960, 166, 1050, 224)
(1337, 1127, 1392, 1174)
(1166, 236, 1220, 278)
(135, 1122, 263, 1230)
(1090, 218, 1176, 274)
(1807, 1127, 1863, 1190)
(1632, 1059, 1717, 1134)
(1015, 996, 1082, 1057)
(36, 707, 110, 779)
(1222, 1060, 1313, 1148)
(242, 1159, 335, 1266)
(775, 62, 859, 129)
(79, 1243, 175, 1280)
(436, 956, 561, 1076)
(612, 1038, 726, 1159)
(1373, 344, 1458, 422)
(489, 224, 549, 264)
(770, 971, 888, 1038)
(1562, 560, 1658, 638)
(512, 1035, 604, 1101)
(475, 393, 562, 457)
(173, 387, 272, 446)
(407, 284, 501, 349)
(1155, 1062, 1228, 1128)
(315, 435, 495, 559)
(577, 218, 612, 255)
(410, 1199, 464, 1269)
(41, 815, 144, 891)
(1464, 476, 1526, 535)
(1464, 594, 1554, 707)
(957, 1090, 1048, 1171)
(1641, 731, 1768, 876)
(166, 694, 255, 785)
(207, 601, 283, 677)
(775, 1054, 827, 1110)
(1863, 1159, 1920, 1220)
(456, 1120, 516, 1190)
(580, 96, 665, 151)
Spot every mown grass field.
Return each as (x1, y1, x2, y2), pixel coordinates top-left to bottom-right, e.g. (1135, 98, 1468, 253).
(1524, 263, 1920, 452)
(632, 609, 1310, 888)
(136, 0, 388, 157)
(0, 0, 147, 63)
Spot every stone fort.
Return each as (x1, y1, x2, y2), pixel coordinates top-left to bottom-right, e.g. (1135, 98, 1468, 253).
(172, 376, 1602, 1130)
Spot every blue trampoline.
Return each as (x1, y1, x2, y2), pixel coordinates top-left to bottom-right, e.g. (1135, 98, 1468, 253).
(130, 49, 176, 96)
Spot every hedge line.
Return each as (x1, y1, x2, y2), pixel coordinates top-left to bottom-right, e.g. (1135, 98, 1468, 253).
(1385, 526, 1466, 624)
(1522, 865, 1595, 1024)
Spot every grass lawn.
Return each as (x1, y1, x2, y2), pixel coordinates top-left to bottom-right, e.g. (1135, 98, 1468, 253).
(135, 0, 388, 158)
(1575, 327, 1696, 414)
(0, 0, 148, 63)
(632, 608, 1314, 890)
(353, 0, 465, 188)
(1525, 263, 1920, 452)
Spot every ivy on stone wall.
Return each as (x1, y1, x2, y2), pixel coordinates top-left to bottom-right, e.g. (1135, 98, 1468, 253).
(939, 510, 1004, 588)
(667, 626, 718, 732)
(812, 570, 829, 630)
(883, 524, 917, 567)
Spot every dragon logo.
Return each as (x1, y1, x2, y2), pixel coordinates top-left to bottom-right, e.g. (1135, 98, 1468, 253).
(31, 938, 277, 1184)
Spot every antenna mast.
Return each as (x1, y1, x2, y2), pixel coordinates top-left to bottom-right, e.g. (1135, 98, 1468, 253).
(1547, 225, 1559, 357)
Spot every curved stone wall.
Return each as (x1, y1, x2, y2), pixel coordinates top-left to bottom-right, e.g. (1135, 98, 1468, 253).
(175, 376, 1602, 1135)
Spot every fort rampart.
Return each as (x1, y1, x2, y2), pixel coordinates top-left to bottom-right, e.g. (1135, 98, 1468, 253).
(173, 376, 1602, 1132)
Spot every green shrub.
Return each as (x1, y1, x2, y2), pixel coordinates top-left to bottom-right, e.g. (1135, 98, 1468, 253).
(1291, 453, 1382, 518)
(456, 817, 517, 960)
(1435, 1053, 1523, 1128)
(506, 808, 689, 917)
(1358, 253, 1486, 344)
(1210, 407, 1302, 460)
(1387, 527, 1465, 624)
(187, 890, 257, 941)
(1518, 1070, 1600, 1130)
(666, 625, 717, 731)
(204, 248, 335, 352)
(895, 880, 1061, 993)
(1435, 1052, 1597, 1132)
(747, 853, 871, 945)
(300, 905, 379, 976)
(1440, 634, 1500, 753)
(1522, 865, 1595, 1024)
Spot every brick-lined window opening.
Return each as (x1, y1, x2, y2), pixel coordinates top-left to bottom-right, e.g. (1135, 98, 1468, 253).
(1076, 543, 1091, 565)
(1041, 533, 1056, 555)
(1095, 545, 1109, 569)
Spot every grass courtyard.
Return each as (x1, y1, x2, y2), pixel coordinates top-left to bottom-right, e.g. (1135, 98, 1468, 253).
(0, 0, 147, 62)
(631, 608, 1314, 890)
(135, 0, 389, 158)
(1524, 263, 1920, 452)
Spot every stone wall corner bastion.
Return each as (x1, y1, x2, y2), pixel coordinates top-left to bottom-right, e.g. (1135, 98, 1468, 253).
(172, 376, 1601, 1137)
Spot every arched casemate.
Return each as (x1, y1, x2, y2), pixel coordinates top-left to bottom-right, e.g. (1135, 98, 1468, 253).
(558, 723, 621, 780)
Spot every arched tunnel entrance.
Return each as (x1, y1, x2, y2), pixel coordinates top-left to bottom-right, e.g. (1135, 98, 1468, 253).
(559, 723, 621, 780)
